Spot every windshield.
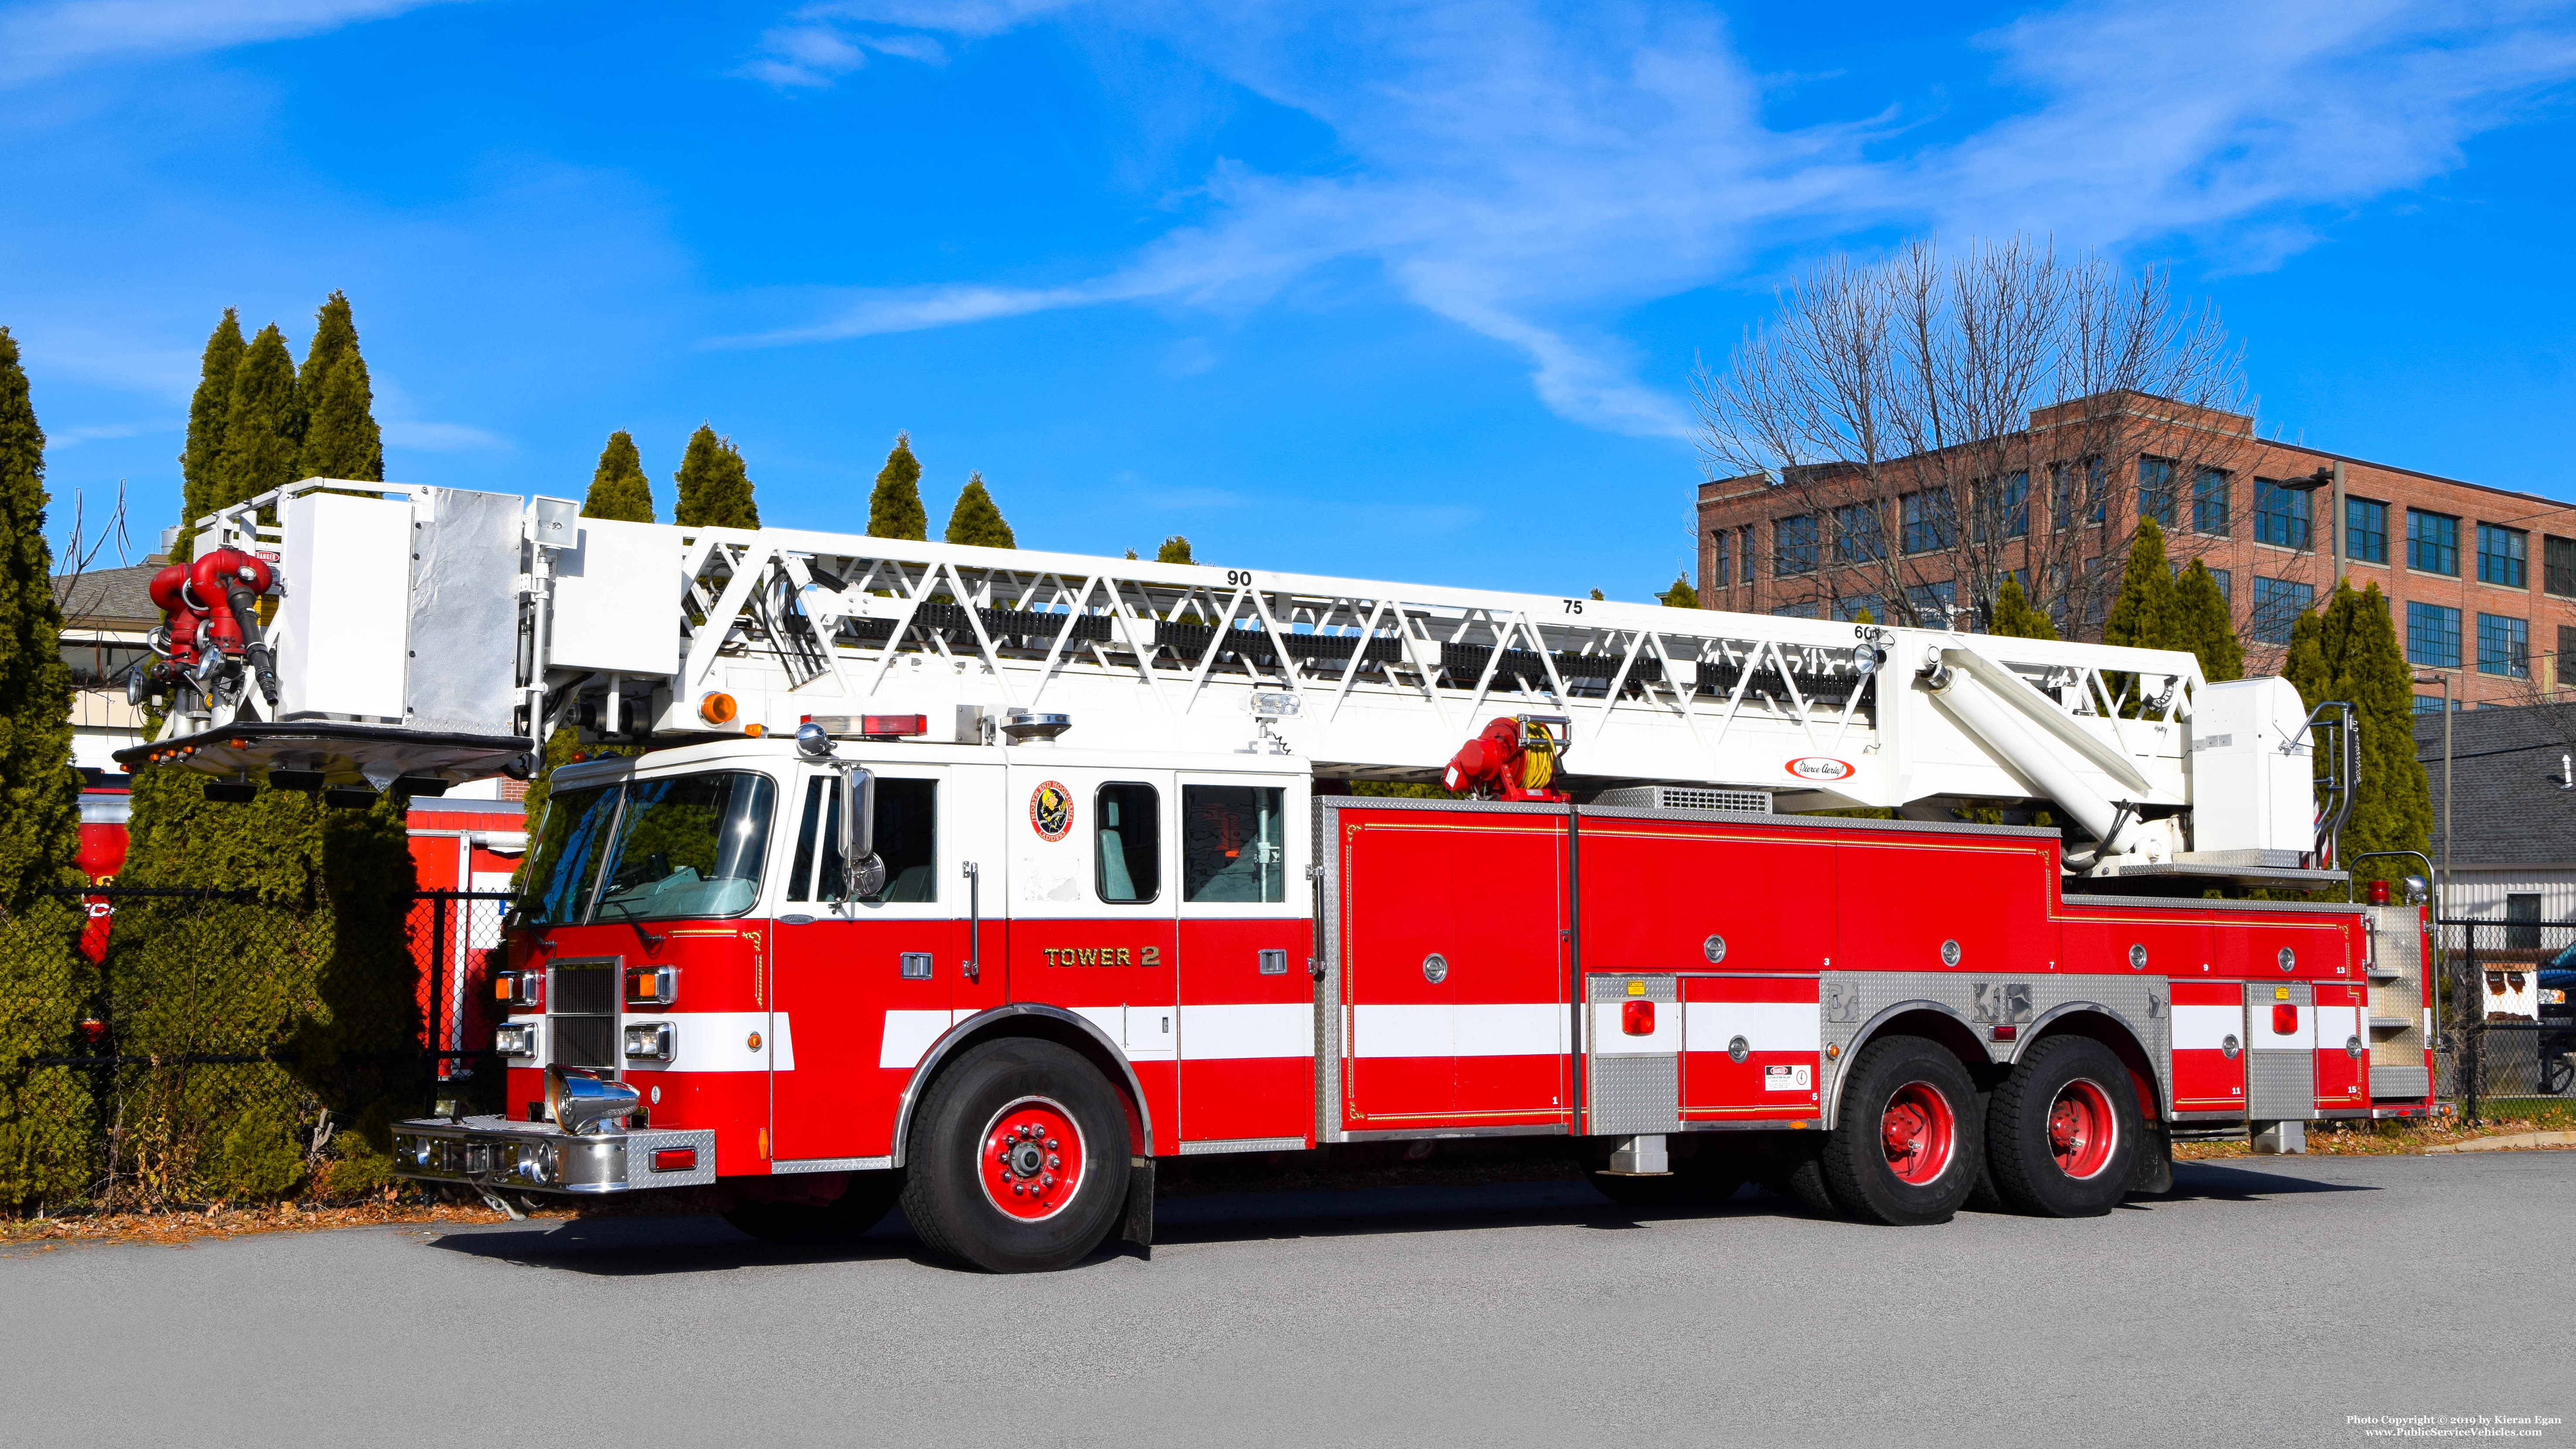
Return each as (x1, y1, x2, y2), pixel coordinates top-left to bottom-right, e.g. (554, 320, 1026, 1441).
(593, 772, 777, 923)
(516, 785, 617, 927)
(515, 772, 777, 926)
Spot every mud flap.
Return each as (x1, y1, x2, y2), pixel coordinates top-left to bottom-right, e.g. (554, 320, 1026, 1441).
(1121, 1155, 1154, 1259)
(2130, 1117, 2174, 1196)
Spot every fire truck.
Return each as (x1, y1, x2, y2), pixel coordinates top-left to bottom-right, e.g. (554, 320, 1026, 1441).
(121, 479, 2437, 1272)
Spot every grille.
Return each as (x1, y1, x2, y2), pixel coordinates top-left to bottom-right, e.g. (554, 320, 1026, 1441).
(549, 960, 619, 1069)
(1591, 785, 1773, 814)
(553, 1016, 618, 1069)
(551, 963, 617, 1014)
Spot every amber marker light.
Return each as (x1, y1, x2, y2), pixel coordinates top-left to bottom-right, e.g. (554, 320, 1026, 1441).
(698, 691, 737, 725)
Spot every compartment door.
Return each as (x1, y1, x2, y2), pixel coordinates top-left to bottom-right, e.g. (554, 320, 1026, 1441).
(1681, 974, 1822, 1122)
(2312, 982, 2367, 1112)
(2168, 980, 2248, 1115)
(1337, 806, 1569, 1134)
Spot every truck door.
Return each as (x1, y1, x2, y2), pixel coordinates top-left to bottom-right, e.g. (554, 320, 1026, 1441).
(769, 762, 966, 1164)
(1006, 764, 1178, 1156)
(1333, 799, 1570, 1136)
(1174, 771, 1310, 1149)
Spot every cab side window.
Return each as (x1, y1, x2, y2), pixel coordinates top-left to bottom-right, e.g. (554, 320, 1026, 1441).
(788, 776, 939, 903)
(1182, 785, 1286, 903)
(1095, 782, 1161, 903)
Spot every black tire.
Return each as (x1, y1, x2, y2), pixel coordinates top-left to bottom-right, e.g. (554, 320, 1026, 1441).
(1817, 1035, 1980, 1226)
(2541, 1048, 2574, 1097)
(899, 1037, 1131, 1273)
(1986, 1034, 2143, 1218)
(723, 1170, 904, 1244)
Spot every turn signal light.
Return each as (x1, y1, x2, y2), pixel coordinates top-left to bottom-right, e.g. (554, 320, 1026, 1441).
(2273, 1003, 2299, 1035)
(698, 691, 738, 725)
(1621, 1000, 1655, 1035)
(494, 969, 541, 1009)
(626, 965, 678, 1006)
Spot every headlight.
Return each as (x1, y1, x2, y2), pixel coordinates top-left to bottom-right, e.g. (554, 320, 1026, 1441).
(623, 1020, 676, 1062)
(2545, 988, 2568, 1006)
(494, 1022, 538, 1057)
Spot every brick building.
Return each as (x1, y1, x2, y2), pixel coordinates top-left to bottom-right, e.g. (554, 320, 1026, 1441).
(1694, 391, 2576, 711)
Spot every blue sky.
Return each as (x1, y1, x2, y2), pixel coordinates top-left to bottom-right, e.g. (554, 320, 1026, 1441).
(4, 0, 2573, 599)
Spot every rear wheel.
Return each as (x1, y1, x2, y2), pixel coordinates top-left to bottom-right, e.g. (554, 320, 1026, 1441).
(723, 1170, 904, 1244)
(900, 1037, 1131, 1272)
(1987, 1034, 2142, 1218)
(1816, 1035, 1979, 1225)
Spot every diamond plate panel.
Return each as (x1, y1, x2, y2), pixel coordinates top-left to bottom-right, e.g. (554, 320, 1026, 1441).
(1587, 972, 1679, 1135)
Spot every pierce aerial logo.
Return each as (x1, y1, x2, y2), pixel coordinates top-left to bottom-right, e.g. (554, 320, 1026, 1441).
(1786, 757, 1856, 782)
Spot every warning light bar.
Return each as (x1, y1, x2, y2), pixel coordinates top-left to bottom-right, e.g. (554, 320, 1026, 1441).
(801, 714, 929, 739)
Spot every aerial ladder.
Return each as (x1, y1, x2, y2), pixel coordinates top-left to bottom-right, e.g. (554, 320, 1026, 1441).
(126, 477, 2336, 889)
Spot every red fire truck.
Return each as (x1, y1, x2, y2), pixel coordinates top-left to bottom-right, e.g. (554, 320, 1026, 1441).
(123, 481, 2436, 1272)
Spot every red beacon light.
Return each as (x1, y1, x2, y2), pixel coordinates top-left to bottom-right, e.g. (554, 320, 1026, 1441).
(2367, 878, 2390, 905)
(1620, 1000, 1656, 1036)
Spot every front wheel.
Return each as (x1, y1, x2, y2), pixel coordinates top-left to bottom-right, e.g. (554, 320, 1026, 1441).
(1986, 1034, 2142, 1217)
(900, 1037, 1132, 1272)
(1816, 1035, 1980, 1225)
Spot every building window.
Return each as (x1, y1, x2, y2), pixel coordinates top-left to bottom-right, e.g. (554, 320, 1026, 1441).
(2204, 566, 2232, 601)
(2191, 467, 2229, 536)
(2254, 479, 2312, 549)
(2412, 694, 2447, 714)
(1775, 514, 1819, 576)
(2561, 624, 2576, 674)
(1905, 579, 1956, 624)
(1770, 600, 1820, 619)
(1834, 594, 1883, 622)
(2478, 612, 2528, 678)
(2546, 536, 2576, 598)
(1833, 503, 1885, 564)
(2507, 894, 2542, 951)
(2345, 498, 2387, 564)
(1709, 529, 1732, 589)
(2406, 601, 2462, 668)
(2051, 459, 2105, 531)
(2137, 457, 2177, 529)
(2250, 577, 2313, 646)
(2477, 523, 2528, 588)
(1900, 490, 1956, 554)
(1973, 472, 2029, 542)
(2408, 510, 2459, 575)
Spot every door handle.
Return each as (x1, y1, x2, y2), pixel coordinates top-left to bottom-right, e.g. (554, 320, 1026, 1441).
(963, 861, 981, 982)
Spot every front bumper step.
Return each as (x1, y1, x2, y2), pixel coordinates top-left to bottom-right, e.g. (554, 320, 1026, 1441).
(393, 1116, 716, 1195)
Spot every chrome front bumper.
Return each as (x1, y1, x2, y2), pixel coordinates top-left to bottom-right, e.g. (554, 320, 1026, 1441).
(392, 1116, 717, 1195)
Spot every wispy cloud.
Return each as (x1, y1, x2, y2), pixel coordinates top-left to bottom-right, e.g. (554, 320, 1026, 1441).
(738, 0, 1075, 86)
(0, 0, 477, 88)
(47, 418, 177, 447)
(383, 418, 507, 453)
(724, 0, 2576, 438)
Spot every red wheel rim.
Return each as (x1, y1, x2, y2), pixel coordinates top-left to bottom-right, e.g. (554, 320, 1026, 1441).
(2046, 1078, 2117, 1180)
(979, 1097, 1086, 1221)
(1879, 1081, 1956, 1185)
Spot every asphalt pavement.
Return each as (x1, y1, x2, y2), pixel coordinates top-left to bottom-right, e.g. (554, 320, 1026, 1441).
(3, 1151, 2569, 1449)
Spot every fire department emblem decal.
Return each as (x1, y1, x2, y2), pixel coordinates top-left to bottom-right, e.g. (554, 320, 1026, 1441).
(1029, 781, 1073, 842)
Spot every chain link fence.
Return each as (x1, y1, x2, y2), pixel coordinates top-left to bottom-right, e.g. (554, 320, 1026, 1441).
(2435, 917, 2576, 1122)
(2, 884, 513, 1211)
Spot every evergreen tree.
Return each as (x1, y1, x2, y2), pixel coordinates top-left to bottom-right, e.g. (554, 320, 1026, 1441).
(2101, 517, 2179, 653)
(1660, 577, 1699, 609)
(942, 471, 1015, 548)
(0, 327, 91, 1206)
(2174, 560, 2243, 682)
(1849, 605, 1875, 625)
(293, 291, 382, 482)
(1987, 575, 2058, 640)
(174, 310, 244, 562)
(583, 431, 655, 522)
(2283, 581, 2429, 893)
(1157, 536, 1194, 565)
(867, 433, 926, 540)
(673, 425, 758, 529)
(215, 325, 301, 512)
(1587, 587, 1605, 601)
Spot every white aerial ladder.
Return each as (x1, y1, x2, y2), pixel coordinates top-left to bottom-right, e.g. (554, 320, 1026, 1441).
(123, 479, 2338, 888)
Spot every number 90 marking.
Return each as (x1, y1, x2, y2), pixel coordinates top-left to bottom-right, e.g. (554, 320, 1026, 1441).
(1226, 569, 1253, 586)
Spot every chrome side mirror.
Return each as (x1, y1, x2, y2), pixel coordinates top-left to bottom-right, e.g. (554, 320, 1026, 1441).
(836, 765, 882, 901)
